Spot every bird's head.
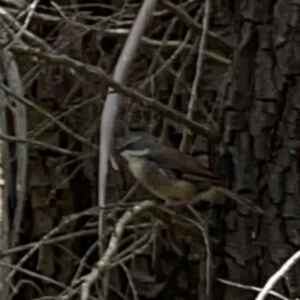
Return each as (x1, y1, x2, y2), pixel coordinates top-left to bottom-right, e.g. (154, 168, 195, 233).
(117, 132, 160, 151)
(117, 132, 161, 161)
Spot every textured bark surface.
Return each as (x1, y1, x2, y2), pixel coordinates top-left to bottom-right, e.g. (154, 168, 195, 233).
(220, 1, 300, 299)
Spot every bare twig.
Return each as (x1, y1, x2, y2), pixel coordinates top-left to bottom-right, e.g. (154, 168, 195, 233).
(5, 206, 101, 285)
(113, 232, 152, 263)
(139, 27, 194, 92)
(0, 83, 98, 150)
(140, 17, 177, 95)
(161, 0, 232, 55)
(111, 233, 154, 268)
(0, 261, 67, 289)
(0, 132, 81, 156)
(0, 7, 51, 50)
(72, 242, 98, 283)
(5, 44, 219, 138)
(188, 0, 210, 120)
(5, 0, 40, 50)
(49, 164, 82, 199)
(255, 250, 300, 300)
(180, 0, 212, 151)
(0, 229, 97, 258)
(30, 95, 101, 140)
(186, 205, 211, 297)
(80, 200, 155, 300)
(6, 6, 61, 22)
(160, 7, 203, 143)
(119, 182, 140, 203)
(104, 28, 231, 65)
(218, 278, 289, 300)
(1, 50, 28, 247)
(8, 279, 42, 300)
(120, 262, 139, 300)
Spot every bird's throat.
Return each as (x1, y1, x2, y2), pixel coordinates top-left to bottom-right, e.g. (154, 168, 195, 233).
(126, 157, 149, 181)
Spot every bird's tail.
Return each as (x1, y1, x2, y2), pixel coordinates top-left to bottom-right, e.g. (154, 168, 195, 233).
(213, 186, 264, 214)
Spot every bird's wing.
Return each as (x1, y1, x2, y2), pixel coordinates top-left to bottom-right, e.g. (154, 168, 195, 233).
(181, 174, 213, 191)
(139, 159, 199, 203)
(155, 162, 178, 179)
(151, 145, 220, 180)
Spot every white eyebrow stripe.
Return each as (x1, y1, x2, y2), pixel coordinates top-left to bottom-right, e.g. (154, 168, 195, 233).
(121, 148, 150, 156)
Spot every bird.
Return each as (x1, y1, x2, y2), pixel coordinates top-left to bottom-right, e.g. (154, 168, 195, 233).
(117, 132, 263, 214)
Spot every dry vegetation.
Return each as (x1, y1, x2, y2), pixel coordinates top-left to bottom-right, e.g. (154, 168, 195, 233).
(0, 1, 298, 300)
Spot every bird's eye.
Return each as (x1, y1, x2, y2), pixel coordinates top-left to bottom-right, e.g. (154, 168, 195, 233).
(119, 136, 142, 149)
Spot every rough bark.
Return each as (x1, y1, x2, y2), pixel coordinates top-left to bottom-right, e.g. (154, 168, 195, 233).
(220, 1, 300, 299)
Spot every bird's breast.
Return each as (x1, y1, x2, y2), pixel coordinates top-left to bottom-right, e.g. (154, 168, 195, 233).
(126, 157, 149, 180)
(125, 156, 202, 203)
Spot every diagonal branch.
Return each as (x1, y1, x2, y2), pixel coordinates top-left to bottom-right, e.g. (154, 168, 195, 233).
(80, 200, 155, 300)
(161, 0, 232, 55)
(0, 83, 99, 149)
(6, 44, 219, 139)
(255, 250, 300, 300)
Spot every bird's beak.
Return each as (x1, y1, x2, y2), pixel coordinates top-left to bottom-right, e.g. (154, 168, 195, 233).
(120, 150, 130, 160)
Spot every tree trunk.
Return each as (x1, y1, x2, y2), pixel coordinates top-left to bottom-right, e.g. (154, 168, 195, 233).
(220, 1, 300, 299)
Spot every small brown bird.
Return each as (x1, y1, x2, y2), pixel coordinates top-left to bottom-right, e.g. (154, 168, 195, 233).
(118, 132, 263, 214)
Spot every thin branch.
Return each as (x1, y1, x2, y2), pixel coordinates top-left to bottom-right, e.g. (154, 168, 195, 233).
(1, 50, 28, 247)
(5, 44, 219, 139)
(104, 28, 231, 65)
(80, 200, 155, 300)
(113, 232, 152, 263)
(0, 6, 51, 50)
(186, 205, 211, 297)
(0, 229, 97, 258)
(110, 233, 154, 268)
(4, 206, 101, 285)
(120, 262, 139, 300)
(139, 18, 195, 92)
(161, 0, 232, 55)
(140, 16, 177, 95)
(29, 95, 101, 140)
(0, 132, 81, 156)
(160, 7, 203, 143)
(188, 0, 210, 120)
(6, 6, 61, 22)
(255, 250, 300, 300)
(218, 278, 289, 300)
(180, 0, 212, 150)
(5, 0, 40, 50)
(0, 83, 99, 150)
(72, 242, 98, 283)
(0, 261, 67, 289)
